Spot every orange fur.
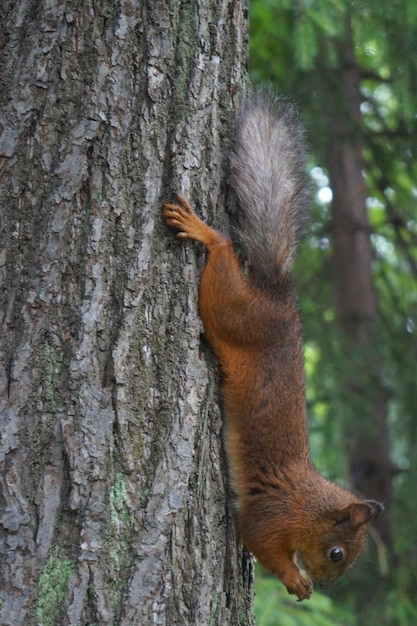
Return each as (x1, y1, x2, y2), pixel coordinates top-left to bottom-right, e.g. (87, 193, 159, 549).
(163, 195, 383, 600)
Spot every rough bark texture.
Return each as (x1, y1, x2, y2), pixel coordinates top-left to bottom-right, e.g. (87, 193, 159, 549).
(326, 19, 394, 551)
(0, 1, 254, 624)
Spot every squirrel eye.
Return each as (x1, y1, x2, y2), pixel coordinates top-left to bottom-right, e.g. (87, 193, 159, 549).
(328, 547, 345, 563)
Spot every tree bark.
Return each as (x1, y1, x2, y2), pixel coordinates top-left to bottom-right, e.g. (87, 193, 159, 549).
(326, 18, 395, 552)
(0, 1, 253, 625)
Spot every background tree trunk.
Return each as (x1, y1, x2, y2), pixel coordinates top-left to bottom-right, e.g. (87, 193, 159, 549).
(0, 1, 253, 625)
(326, 19, 395, 552)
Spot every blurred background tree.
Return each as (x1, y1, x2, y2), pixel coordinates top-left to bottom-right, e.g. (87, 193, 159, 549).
(250, 1, 417, 624)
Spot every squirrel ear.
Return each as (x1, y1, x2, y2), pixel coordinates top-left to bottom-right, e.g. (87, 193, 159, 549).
(334, 500, 384, 530)
(362, 499, 384, 520)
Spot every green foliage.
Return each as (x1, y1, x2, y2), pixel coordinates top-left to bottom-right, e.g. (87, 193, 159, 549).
(254, 568, 354, 626)
(36, 547, 74, 626)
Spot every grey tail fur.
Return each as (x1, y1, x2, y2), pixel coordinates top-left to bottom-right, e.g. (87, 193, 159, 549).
(229, 88, 310, 283)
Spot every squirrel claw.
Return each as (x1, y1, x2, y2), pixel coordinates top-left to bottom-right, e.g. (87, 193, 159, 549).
(174, 194, 193, 213)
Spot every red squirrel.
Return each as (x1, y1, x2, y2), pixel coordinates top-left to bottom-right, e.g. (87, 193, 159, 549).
(163, 90, 383, 601)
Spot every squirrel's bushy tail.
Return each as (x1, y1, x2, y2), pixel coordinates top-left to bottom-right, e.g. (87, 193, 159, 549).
(229, 89, 310, 280)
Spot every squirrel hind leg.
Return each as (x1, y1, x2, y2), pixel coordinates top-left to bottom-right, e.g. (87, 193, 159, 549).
(163, 195, 225, 249)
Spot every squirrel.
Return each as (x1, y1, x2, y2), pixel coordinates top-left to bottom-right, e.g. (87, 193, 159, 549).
(163, 89, 383, 601)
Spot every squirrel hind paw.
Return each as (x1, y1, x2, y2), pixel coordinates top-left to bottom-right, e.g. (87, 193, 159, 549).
(163, 203, 193, 236)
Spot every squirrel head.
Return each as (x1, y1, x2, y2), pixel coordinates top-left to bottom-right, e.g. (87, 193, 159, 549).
(297, 499, 384, 589)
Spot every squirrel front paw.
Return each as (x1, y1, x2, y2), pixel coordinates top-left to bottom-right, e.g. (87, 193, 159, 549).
(282, 568, 313, 601)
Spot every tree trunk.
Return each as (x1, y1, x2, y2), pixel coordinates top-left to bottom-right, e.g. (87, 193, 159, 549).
(0, 1, 253, 625)
(326, 18, 395, 552)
